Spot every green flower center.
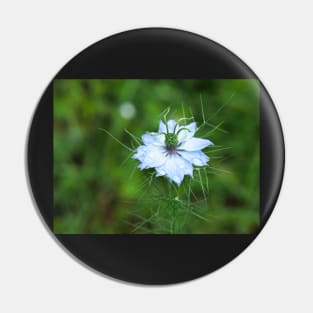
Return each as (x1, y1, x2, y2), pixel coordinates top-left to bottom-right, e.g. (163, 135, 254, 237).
(165, 133, 179, 152)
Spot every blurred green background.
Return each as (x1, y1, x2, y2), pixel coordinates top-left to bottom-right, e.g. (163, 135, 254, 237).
(53, 79, 259, 234)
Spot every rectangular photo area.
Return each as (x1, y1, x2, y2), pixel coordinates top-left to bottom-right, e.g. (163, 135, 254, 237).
(53, 79, 260, 234)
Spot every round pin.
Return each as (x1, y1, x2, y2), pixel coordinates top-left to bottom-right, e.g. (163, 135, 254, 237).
(27, 28, 284, 284)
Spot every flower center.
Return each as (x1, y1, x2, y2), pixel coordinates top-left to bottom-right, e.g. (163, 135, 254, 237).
(165, 133, 179, 153)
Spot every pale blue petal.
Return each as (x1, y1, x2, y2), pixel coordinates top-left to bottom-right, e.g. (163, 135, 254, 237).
(167, 120, 177, 133)
(132, 145, 147, 162)
(138, 145, 166, 169)
(156, 155, 193, 185)
(142, 132, 165, 146)
(179, 150, 209, 166)
(155, 167, 167, 177)
(163, 157, 184, 185)
(176, 157, 193, 177)
(177, 122, 197, 143)
(179, 137, 213, 151)
(158, 120, 166, 133)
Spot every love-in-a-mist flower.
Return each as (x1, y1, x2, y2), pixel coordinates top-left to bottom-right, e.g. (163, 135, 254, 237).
(132, 120, 214, 185)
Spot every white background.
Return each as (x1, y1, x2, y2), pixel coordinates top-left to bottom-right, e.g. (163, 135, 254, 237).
(0, 1, 312, 312)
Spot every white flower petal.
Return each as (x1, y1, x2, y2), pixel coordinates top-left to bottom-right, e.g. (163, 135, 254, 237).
(132, 145, 147, 162)
(156, 155, 193, 185)
(158, 120, 167, 133)
(176, 157, 193, 177)
(179, 137, 213, 151)
(179, 150, 209, 166)
(142, 132, 165, 146)
(158, 157, 183, 185)
(177, 122, 197, 143)
(138, 145, 166, 169)
(167, 120, 177, 133)
(155, 167, 166, 177)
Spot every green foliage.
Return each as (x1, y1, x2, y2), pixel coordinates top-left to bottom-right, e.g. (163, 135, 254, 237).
(53, 79, 259, 234)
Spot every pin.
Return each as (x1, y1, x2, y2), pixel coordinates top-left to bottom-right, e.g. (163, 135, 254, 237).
(27, 28, 284, 284)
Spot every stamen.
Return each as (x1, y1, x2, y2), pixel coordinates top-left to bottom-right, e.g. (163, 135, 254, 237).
(165, 132, 179, 153)
(176, 127, 191, 135)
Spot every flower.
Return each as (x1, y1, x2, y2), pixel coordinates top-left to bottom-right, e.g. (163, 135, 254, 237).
(132, 120, 214, 185)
